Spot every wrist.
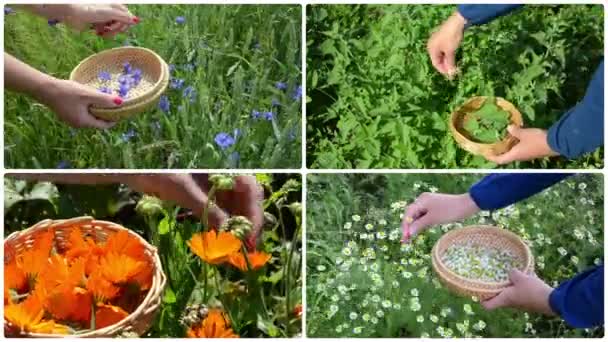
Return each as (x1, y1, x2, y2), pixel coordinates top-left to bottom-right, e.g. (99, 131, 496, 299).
(540, 286, 557, 316)
(452, 11, 468, 28)
(460, 193, 481, 217)
(31, 76, 62, 105)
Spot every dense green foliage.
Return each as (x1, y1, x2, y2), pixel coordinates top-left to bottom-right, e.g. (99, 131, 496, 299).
(463, 97, 510, 143)
(5, 5, 301, 168)
(4, 174, 302, 337)
(307, 173, 603, 337)
(307, 5, 603, 168)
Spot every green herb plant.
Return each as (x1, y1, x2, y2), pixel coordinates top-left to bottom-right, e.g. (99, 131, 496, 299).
(463, 97, 511, 143)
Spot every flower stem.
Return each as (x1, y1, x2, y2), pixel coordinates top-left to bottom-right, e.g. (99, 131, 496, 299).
(90, 302, 96, 331)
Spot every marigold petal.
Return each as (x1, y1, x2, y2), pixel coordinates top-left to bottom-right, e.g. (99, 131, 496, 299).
(100, 252, 145, 284)
(95, 304, 129, 329)
(188, 231, 242, 265)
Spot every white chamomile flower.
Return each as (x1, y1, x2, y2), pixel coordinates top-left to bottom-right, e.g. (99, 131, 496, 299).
(473, 320, 486, 331)
(417, 315, 424, 323)
(420, 332, 430, 338)
(331, 294, 339, 302)
(362, 313, 371, 322)
(344, 222, 352, 230)
(342, 247, 352, 256)
(557, 247, 567, 256)
(376, 310, 385, 317)
(316, 265, 326, 272)
(410, 288, 419, 297)
(393, 303, 401, 310)
(463, 304, 474, 315)
(570, 255, 579, 265)
(353, 327, 362, 334)
(349, 312, 358, 320)
(379, 219, 387, 225)
(382, 300, 392, 308)
(402, 271, 413, 279)
(371, 317, 379, 324)
(430, 315, 439, 323)
(352, 215, 361, 222)
(365, 223, 374, 231)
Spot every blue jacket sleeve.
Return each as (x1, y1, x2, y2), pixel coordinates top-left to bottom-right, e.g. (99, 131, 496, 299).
(549, 265, 604, 328)
(547, 60, 604, 159)
(469, 174, 572, 210)
(457, 5, 524, 26)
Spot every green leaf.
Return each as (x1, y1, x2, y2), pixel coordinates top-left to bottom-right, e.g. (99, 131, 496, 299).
(163, 287, 177, 304)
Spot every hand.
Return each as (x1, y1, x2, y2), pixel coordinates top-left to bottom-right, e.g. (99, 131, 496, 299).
(401, 192, 479, 242)
(484, 125, 559, 164)
(482, 269, 556, 316)
(193, 175, 265, 249)
(37, 79, 121, 129)
(427, 11, 467, 77)
(63, 4, 137, 37)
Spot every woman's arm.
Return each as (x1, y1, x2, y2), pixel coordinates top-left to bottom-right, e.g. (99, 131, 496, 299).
(457, 5, 524, 27)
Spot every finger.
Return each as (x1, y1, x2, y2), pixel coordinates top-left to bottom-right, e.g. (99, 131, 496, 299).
(110, 4, 130, 13)
(85, 89, 124, 109)
(234, 176, 265, 230)
(428, 49, 448, 75)
(484, 147, 517, 165)
(96, 8, 135, 25)
(481, 289, 512, 310)
(508, 269, 527, 284)
(401, 202, 427, 242)
(443, 50, 457, 75)
(407, 213, 434, 239)
(75, 111, 117, 129)
(506, 125, 523, 139)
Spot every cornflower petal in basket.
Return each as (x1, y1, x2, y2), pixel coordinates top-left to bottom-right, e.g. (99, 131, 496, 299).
(186, 309, 239, 338)
(228, 251, 272, 271)
(69, 47, 170, 121)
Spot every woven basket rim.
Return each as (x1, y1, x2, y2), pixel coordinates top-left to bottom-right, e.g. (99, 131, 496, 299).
(449, 96, 524, 155)
(69, 46, 168, 107)
(4, 216, 167, 337)
(431, 225, 533, 289)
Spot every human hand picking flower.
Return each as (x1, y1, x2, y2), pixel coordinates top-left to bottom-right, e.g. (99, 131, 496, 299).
(401, 192, 480, 242)
(427, 11, 466, 78)
(481, 269, 556, 316)
(20, 4, 137, 37)
(484, 125, 560, 164)
(5, 53, 121, 129)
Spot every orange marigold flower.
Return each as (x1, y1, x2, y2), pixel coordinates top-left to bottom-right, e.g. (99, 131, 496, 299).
(87, 270, 120, 302)
(130, 261, 154, 291)
(4, 291, 44, 332)
(293, 304, 302, 318)
(16, 230, 55, 280)
(4, 261, 27, 298)
(104, 230, 146, 261)
(228, 251, 271, 271)
(99, 252, 145, 284)
(45, 286, 91, 323)
(187, 231, 242, 265)
(95, 304, 129, 329)
(186, 309, 239, 338)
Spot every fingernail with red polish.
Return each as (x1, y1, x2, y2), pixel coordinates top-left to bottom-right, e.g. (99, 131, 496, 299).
(132, 16, 140, 24)
(113, 97, 123, 105)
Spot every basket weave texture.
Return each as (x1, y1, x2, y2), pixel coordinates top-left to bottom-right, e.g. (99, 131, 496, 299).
(4, 216, 166, 337)
(431, 225, 534, 300)
(69, 47, 169, 121)
(449, 96, 524, 157)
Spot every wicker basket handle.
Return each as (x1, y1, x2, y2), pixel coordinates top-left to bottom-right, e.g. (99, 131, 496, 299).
(49, 216, 94, 230)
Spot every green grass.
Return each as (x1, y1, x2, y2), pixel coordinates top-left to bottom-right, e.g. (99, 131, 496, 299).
(4, 173, 302, 337)
(5, 5, 302, 168)
(307, 5, 603, 169)
(307, 173, 603, 337)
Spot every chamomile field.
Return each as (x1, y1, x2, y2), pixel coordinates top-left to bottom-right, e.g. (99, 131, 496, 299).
(4, 5, 302, 169)
(306, 173, 603, 337)
(4, 174, 302, 337)
(307, 4, 604, 169)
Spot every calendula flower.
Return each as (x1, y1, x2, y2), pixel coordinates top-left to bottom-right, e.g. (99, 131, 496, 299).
(5, 292, 70, 335)
(104, 230, 147, 261)
(16, 230, 54, 280)
(45, 286, 91, 323)
(186, 309, 239, 338)
(87, 270, 120, 302)
(4, 261, 27, 301)
(96, 304, 129, 329)
(100, 252, 145, 284)
(188, 231, 242, 265)
(228, 251, 271, 271)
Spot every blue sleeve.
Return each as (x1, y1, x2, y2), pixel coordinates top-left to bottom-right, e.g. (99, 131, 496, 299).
(469, 173, 572, 210)
(457, 5, 524, 26)
(549, 266, 604, 328)
(547, 60, 604, 159)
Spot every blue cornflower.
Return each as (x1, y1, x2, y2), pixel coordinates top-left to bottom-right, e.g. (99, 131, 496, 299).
(118, 83, 130, 98)
(292, 85, 302, 101)
(123, 39, 132, 47)
(183, 86, 196, 103)
(132, 69, 143, 85)
(123, 61, 132, 75)
(263, 111, 274, 121)
(169, 64, 176, 74)
(287, 127, 298, 141)
(176, 16, 186, 24)
(170, 78, 185, 90)
(251, 110, 261, 119)
(4, 7, 13, 15)
(275, 82, 287, 90)
(214, 132, 235, 150)
(159, 95, 170, 113)
(99, 86, 113, 94)
(48, 19, 60, 26)
(118, 74, 131, 85)
(56, 160, 70, 169)
(98, 71, 112, 82)
(227, 151, 240, 168)
(271, 98, 281, 107)
(234, 128, 242, 139)
(121, 128, 137, 142)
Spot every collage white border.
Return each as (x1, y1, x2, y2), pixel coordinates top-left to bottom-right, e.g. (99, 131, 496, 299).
(1, 0, 606, 340)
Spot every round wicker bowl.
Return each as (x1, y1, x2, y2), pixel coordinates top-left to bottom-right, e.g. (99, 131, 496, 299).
(431, 225, 534, 300)
(4, 216, 167, 337)
(449, 96, 524, 158)
(70, 47, 170, 121)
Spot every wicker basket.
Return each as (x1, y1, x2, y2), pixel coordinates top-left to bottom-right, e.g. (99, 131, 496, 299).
(70, 47, 170, 121)
(431, 225, 534, 300)
(449, 96, 524, 157)
(4, 216, 167, 337)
